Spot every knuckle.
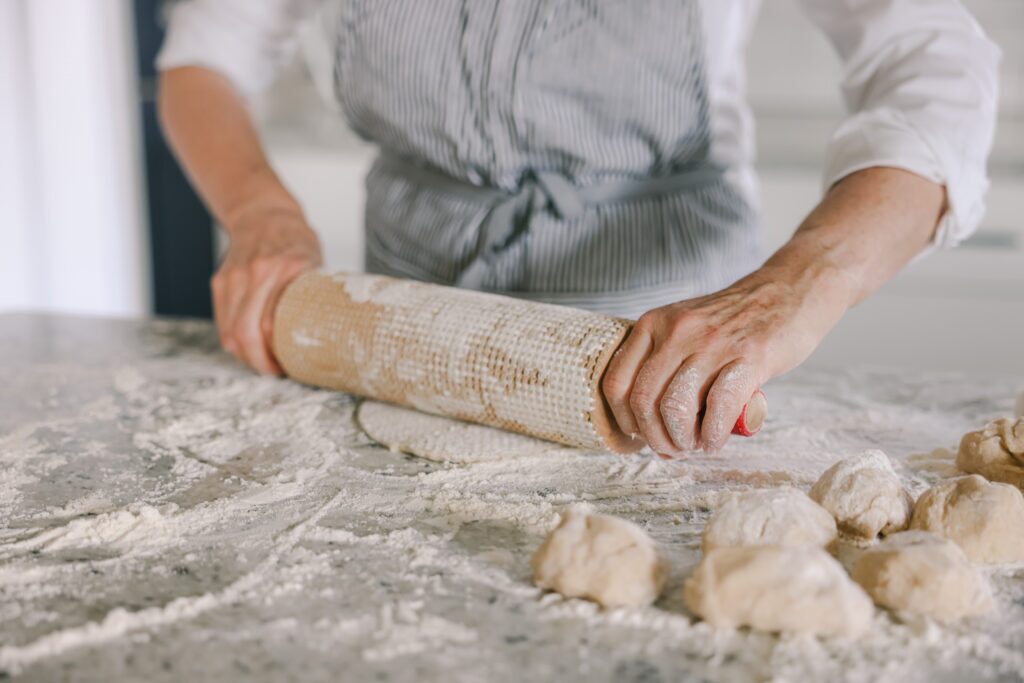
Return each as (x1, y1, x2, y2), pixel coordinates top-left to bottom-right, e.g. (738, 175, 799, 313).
(225, 267, 248, 286)
(731, 340, 757, 359)
(629, 391, 657, 421)
(601, 373, 630, 402)
(249, 256, 277, 279)
(668, 315, 693, 336)
(235, 326, 261, 346)
(633, 313, 658, 335)
(659, 393, 691, 419)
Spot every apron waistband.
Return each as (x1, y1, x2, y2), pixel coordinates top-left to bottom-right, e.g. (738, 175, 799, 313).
(374, 154, 725, 289)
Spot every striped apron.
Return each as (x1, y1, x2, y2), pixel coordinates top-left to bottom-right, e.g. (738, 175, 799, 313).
(331, 0, 761, 319)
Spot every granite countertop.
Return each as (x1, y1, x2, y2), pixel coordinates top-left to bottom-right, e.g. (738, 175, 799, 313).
(2, 313, 1022, 682)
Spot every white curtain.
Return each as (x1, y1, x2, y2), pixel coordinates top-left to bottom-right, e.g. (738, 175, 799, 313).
(0, 0, 150, 316)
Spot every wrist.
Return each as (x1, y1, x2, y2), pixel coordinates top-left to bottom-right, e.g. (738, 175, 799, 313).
(761, 231, 861, 313)
(221, 172, 304, 235)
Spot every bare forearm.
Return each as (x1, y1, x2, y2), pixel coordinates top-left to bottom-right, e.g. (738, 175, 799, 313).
(766, 167, 946, 310)
(158, 66, 320, 376)
(157, 66, 300, 231)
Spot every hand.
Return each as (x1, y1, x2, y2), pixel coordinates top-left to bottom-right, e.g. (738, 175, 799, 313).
(212, 205, 322, 375)
(601, 256, 852, 456)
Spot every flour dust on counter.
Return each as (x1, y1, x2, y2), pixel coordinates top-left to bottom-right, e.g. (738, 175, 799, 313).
(1, 315, 1023, 682)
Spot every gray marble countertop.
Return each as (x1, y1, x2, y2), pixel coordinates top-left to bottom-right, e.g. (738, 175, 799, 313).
(2, 313, 1023, 682)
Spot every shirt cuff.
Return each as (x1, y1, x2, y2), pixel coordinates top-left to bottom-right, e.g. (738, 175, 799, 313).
(821, 107, 988, 249)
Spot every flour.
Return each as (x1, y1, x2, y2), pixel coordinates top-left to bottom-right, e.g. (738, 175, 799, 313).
(2, 321, 1024, 681)
(290, 329, 323, 348)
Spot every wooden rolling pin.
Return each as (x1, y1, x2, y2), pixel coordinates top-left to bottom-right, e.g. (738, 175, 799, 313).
(272, 271, 766, 453)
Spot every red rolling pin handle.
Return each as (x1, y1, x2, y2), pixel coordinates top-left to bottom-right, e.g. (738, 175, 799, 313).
(731, 389, 767, 437)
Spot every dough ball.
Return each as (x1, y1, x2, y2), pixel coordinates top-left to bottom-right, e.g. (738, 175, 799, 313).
(683, 545, 873, 638)
(701, 487, 837, 554)
(956, 417, 1024, 490)
(809, 450, 913, 540)
(851, 530, 993, 623)
(909, 474, 1024, 563)
(531, 507, 668, 608)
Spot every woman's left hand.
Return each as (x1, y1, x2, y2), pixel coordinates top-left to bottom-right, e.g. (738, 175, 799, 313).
(601, 254, 853, 456)
(602, 167, 945, 456)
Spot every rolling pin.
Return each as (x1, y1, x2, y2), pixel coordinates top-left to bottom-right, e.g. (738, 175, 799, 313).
(272, 271, 767, 453)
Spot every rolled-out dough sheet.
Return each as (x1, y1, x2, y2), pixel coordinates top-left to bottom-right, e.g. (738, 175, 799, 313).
(356, 400, 578, 463)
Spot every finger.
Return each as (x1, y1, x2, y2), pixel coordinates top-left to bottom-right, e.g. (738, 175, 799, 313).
(220, 270, 249, 358)
(235, 271, 282, 375)
(700, 360, 760, 452)
(630, 349, 687, 456)
(259, 259, 314, 368)
(212, 271, 243, 359)
(601, 325, 653, 441)
(258, 275, 302, 377)
(660, 357, 716, 452)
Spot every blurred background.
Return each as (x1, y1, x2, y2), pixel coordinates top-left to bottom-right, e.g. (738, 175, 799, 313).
(1, 0, 1021, 371)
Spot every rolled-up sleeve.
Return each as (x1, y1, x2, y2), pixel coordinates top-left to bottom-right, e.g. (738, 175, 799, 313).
(156, 0, 319, 96)
(798, 0, 1001, 247)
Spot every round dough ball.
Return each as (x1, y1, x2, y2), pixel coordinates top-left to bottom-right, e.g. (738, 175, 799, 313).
(851, 530, 993, 623)
(701, 487, 837, 554)
(809, 450, 913, 540)
(683, 545, 873, 638)
(956, 417, 1024, 490)
(531, 507, 668, 608)
(909, 474, 1024, 563)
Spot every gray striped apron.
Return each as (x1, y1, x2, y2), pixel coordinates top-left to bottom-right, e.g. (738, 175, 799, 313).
(331, 0, 761, 319)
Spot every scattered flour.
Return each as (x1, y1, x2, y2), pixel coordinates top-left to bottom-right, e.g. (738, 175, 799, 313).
(2, 327, 1023, 681)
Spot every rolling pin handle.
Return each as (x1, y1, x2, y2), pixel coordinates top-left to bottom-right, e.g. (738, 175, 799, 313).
(732, 389, 767, 437)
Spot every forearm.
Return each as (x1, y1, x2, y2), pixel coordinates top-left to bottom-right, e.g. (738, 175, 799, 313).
(764, 167, 946, 310)
(157, 66, 300, 232)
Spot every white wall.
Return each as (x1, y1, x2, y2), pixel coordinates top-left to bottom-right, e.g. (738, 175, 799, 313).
(0, 0, 150, 317)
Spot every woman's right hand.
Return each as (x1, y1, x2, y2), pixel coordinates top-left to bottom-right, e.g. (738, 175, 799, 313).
(212, 204, 323, 375)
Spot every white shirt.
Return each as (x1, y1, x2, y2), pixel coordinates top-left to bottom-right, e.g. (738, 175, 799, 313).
(158, 0, 1001, 250)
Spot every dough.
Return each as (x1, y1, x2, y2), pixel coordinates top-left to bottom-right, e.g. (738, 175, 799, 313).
(531, 507, 668, 608)
(909, 474, 1024, 563)
(851, 530, 993, 623)
(701, 487, 837, 554)
(357, 400, 572, 463)
(956, 417, 1024, 490)
(809, 450, 913, 540)
(683, 545, 873, 638)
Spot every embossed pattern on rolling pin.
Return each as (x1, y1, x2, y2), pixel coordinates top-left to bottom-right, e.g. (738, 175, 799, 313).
(272, 272, 633, 450)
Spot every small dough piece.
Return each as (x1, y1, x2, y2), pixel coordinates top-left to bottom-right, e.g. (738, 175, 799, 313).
(909, 474, 1024, 563)
(851, 531, 993, 623)
(701, 487, 837, 554)
(683, 545, 873, 638)
(809, 450, 913, 540)
(956, 417, 1024, 490)
(532, 507, 668, 608)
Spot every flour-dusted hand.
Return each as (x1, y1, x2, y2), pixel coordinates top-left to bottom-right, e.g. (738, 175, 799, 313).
(601, 168, 946, 456)
(602, 255, 850, 455)
(213, 205, 322, 375)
